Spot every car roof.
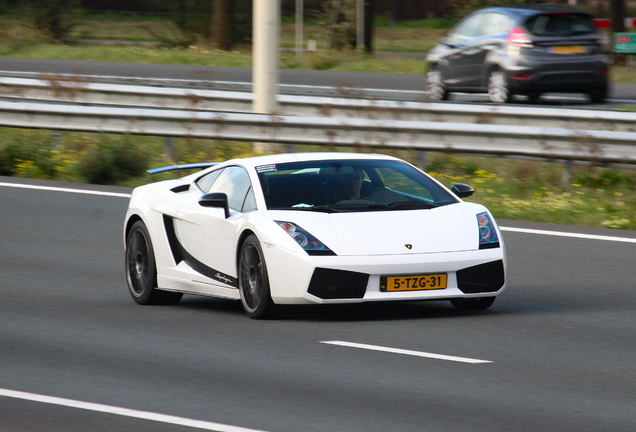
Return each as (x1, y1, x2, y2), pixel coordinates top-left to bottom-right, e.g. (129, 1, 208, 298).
(222, 152, 401, 170)
(482, 4, 590, 18)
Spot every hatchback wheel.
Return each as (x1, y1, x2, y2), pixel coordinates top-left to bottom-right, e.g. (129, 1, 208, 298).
(589, 87, 607, 104)
(424, 69, 449, 101)
(488, 70, 513, 103)
(526, 91, 541, 104)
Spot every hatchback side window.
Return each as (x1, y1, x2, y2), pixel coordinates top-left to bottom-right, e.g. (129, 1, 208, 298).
(448, 13, 483, 43)
(480, 12, 512, 36)
(207, 166, 256, 212)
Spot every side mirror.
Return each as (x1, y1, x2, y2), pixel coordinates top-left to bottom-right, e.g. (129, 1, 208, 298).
(199, 192, 230, 218)
(451, 183, 475, 199)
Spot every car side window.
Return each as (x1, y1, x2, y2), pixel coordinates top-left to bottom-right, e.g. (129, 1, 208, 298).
(197, 169, 223, 193)
(448, 13, 483, 43)
(207, 166, 255, 212)
(480, 12, 512, 36)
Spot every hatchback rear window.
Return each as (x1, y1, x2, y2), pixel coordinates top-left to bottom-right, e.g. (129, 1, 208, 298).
(524, 13, 596, 37)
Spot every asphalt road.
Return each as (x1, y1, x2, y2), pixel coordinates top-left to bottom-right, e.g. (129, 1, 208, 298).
(1, 177, 635, 432)
(2, 57, 636, 104)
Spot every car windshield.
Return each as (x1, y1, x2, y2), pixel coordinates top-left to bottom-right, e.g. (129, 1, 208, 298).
(256, 159, 459, 212)
(524, 13, 596, 37)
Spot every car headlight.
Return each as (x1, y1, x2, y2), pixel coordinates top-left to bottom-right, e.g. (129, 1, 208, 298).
(477, 211, 500, 249)
(275, 221, 334, 255)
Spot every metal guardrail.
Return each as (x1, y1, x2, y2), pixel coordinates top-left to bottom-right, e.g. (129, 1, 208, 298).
(0, 100, 634, 165)
(1, 76, 636, 131)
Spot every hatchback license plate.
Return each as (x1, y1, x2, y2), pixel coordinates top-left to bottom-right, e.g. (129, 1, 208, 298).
(549, 45, 586, 54)
(381, 274, 447, 292)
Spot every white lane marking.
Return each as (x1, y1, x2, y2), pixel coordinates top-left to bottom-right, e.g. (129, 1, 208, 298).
(0, 181, 131, 198)
(500, 226, 636, 244)
(0, 388, 267, 432)
(321, 341, 492, 364)
(1, 181, 634, 244)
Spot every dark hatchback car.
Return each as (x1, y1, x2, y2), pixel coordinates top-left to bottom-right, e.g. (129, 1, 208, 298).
(425, 4, 610, 103)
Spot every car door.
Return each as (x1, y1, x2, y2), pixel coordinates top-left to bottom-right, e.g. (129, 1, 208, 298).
(173, 165, 256, 288)
(442, 11, 485, 88)
(476, 12, 513, 89)
(444, 12, 511, 90)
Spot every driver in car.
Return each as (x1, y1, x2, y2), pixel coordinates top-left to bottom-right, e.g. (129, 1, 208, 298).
(333, 167, 365, 200)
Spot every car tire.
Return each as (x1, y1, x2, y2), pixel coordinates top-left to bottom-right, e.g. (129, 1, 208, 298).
(526, 91, 541, 104)
(589, 86, 607, 104)
(451, 296, 496, 311)
(424, 69, 449, 101)
(238, 234, 276, 319)
(125, 220, 183, 305)
(488, 70, 513, 103)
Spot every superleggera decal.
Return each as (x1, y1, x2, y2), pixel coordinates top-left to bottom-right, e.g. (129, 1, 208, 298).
(163, 216, 238, 288)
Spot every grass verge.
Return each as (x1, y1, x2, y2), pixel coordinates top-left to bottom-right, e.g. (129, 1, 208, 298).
(1, 128, 634, 230)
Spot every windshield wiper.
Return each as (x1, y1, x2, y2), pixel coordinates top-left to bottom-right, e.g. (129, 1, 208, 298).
(326, 200, 439, 211)
(274, 206, 341, 213)
(386, 200, 439, 210)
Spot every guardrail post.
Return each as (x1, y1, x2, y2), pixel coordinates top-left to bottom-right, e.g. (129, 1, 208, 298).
(51, 130, 61, 150)
(418, 151, 427, 169)
(562, 160, 574, 185)
(165, 137, 174, 161)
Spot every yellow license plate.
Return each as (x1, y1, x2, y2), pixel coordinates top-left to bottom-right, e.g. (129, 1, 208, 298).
(549, 45, 586, 54)
(381, 274, 447, 292)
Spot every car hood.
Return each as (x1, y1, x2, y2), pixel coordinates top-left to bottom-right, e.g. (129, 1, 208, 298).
(266, 202, 490, 256)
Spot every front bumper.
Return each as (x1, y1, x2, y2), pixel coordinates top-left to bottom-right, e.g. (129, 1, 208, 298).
(265, 245, 506, 305)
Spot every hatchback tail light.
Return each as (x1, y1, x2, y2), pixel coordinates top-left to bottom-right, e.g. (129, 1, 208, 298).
(508, 26, 533, 48)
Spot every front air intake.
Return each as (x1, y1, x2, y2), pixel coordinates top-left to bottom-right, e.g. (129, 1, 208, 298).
(457, 260, 505, 293)
(308, 268, 369, 299)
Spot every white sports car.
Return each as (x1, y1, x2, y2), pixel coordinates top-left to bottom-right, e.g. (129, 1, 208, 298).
(124, 152, 506, 318)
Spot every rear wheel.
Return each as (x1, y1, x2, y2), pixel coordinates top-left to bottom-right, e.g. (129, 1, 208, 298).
(238, 234, 276, 319)
(451, 297, 496, 311)
(526, 90, 541, 104)
(125, 220, 183, 305)
(488, 70, 513, 103)
(589, 86, 607, 104)
(424, 69, 449, 101)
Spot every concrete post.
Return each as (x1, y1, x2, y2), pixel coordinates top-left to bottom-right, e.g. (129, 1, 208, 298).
(296, 0, 304, 56)
(253, 0, 280, 115)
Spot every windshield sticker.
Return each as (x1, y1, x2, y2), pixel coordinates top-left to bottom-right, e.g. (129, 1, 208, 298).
(257, 164, 277, 173)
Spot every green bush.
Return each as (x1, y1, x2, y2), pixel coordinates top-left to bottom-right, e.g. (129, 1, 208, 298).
(0, 131, 53, 176)
(80, 135, 150, 184)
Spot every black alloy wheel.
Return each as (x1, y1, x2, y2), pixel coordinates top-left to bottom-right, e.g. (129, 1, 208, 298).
(125, 220, 182, 305)
(238, 234, 276, 319)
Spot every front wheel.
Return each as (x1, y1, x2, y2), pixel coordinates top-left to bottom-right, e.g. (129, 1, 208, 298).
(424, 69, 449, 101)
(488, 70, 513, 103)
(125, 220, 182, 305)
(451, 297, 496, 311)
(238, 234, 276, 319)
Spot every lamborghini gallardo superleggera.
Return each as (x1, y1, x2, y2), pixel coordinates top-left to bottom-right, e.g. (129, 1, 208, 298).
(124, 153, 506, 318)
